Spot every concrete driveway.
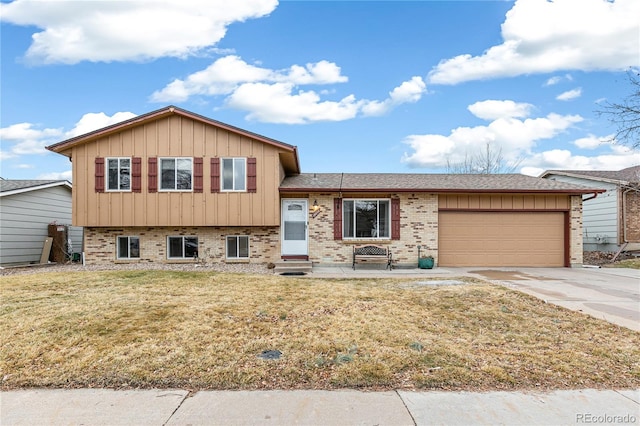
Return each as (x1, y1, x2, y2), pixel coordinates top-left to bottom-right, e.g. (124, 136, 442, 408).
(465, 267, 640, 332)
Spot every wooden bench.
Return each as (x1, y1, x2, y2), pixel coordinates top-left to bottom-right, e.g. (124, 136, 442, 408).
(352, 245, 392, 270)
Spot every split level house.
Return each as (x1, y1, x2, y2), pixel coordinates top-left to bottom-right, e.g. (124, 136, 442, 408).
(46, 106, 604, 268)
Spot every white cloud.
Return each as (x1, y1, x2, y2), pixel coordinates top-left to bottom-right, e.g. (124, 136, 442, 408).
(428, 0, 639, 85)
(0, 122, 63, 155)
(522, 148, 640, 176)
(150, 56, 348, 103)
(0, 111, 136, 158)
(0, 0, 277, 64)
(66, 112, 137, 138)
(544, 74, 573, 86)
(37, 170, 73, 181)
(361, 77, 426, 116)
(573, 134, 614, 149)
(556, 88, 582, 101)
(467, 100, 533, 120)
(402, 102, 583, 168)
(152, 55, 426, 123)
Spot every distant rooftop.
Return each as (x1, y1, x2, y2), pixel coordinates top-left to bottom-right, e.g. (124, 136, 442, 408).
(541, 165, 639, 184)
(0, 180, 71, 196)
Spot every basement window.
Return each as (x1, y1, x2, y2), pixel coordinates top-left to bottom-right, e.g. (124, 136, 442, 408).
(117, 236, 140, 259)
(226, 235, 249, 259)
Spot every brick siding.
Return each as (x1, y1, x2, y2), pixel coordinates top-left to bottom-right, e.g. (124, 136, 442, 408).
(83, 226, 280, 265)
(624, 190, 640, 243)
(307, 192, 438, 267)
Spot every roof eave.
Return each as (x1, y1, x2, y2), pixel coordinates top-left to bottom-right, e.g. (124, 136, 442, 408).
(279, 187, 605, 195)
(541, 170, 629, 186)
(0, 180, 72, 197)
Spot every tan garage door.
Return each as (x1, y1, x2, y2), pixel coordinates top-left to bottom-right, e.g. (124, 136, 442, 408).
(438, 211, 565, 267)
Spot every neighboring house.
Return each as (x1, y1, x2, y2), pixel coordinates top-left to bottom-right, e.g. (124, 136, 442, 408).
(541, 166, 640, 252)
(46, 106, 602, 268)
(0, 179, 83, 266)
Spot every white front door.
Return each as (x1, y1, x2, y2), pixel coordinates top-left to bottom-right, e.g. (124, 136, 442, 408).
(281, 199, 308, 256)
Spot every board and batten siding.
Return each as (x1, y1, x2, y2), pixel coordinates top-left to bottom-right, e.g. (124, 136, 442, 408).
(0, 186, 83, 265)
(545, 175, 619, 250)
(69, 115, 287, 227)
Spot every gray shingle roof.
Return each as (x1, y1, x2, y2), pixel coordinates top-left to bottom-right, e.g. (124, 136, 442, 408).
(0, 180, 70, 194)
(542, 165, 640, 184)
(280, 173, 602, 194)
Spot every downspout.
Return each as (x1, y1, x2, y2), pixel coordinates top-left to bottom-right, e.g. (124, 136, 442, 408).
(622, 188, 633, 243)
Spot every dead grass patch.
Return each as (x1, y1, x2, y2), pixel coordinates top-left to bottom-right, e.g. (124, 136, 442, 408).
(1, 271, 639, 391)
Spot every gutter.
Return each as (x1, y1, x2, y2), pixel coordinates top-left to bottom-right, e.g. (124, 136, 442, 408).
(582, 192, 599, 202)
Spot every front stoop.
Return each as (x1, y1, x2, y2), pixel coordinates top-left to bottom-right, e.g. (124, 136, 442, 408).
(274, 260, 313, 275)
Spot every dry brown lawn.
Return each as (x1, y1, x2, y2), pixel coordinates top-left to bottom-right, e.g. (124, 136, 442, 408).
(1, 270, 639, 391)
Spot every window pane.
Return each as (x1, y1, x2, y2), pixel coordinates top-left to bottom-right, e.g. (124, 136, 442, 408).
(355, 200, 377, 238)
(226, 236, 237, 258)
(161, 159, 175, 190)
(222, 159, 233, 190)
(378, 201, 389, 238)
(238, 236, 249, 258)
(343, 200, 354, 238)
(168, 237, 183, 258)
(184, 237, 198, 258)
(284, 222, 306, 240)
(176, 158, 192, 190)
(117, 237, 129, 258)
(119, 166, 130, 190)
(234, 158, 246, 190)
(108, 160, 119, 190)
(129, 237, 140, 258)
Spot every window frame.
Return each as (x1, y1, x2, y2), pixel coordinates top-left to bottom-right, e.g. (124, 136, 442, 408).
(167, 236, 199, 259)
(116, 236, 140, 259)
(342, 198, 391, 240)
(221, 157, 247, 192)
(106, 157, 132, 192)
(226, 235, 250, 259)
(159, 157, 193, 192)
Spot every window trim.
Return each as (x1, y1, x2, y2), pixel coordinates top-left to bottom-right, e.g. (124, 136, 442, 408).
(226, 235, 250, 259)
(221, 157, 247, 192)
(342, 198, 391, 240)
(158, 157, 194, 192)
(106, 157, 132, 192)
(167, 236, 199, 259)
(116, 236, 140, 259)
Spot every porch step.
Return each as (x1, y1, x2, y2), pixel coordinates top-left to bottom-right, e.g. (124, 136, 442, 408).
(274, 260, 313, 275)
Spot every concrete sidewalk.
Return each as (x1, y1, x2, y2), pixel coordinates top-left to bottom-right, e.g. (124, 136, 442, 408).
(1, 388, 638, 425)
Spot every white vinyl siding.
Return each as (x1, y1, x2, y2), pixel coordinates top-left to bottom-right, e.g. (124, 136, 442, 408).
(0, 185, 83, 266)
(546, 175, 618, 249)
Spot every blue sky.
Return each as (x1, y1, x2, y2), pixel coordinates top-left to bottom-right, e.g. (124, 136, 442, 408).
(1, 0, 639, 181)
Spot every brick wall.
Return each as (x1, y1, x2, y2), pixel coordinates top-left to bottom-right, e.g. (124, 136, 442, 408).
(624, 190, 640, 243)
(307, 192, 439, 267)
(83, 226, 280, 265)
(570, 195, 583, 267)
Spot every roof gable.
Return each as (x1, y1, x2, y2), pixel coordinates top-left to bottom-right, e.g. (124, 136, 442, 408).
(46, 105, 300, 174)
(0, 180, 72, 197)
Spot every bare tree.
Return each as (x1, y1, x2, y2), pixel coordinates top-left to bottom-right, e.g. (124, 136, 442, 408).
(597, 70, 640, 149)
(446, 143, 522, 174)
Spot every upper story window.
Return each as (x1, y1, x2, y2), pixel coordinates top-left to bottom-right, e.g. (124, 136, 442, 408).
(343, 199, 390, 239)
(221, 158, 246, 191)
(107, 158, 131, 191)
(160, 158, 192, 191)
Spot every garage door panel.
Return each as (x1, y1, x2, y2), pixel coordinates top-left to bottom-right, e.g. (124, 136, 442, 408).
(439, 211, 565, 267)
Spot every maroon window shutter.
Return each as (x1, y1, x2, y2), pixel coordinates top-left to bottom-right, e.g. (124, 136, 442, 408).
(210, 158, 220, 193)
(148, 157, 158, 193)
(132, 157, 142, 193)
(391, 198, 401, 240)
(247, 157, 257, 193)
(95, 157, 105, 193)
(333, 198, 343, 240)
(193, 157, 203, 193)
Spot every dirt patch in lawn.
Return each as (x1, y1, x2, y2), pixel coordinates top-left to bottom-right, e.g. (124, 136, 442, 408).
(1, 270, 639, 392)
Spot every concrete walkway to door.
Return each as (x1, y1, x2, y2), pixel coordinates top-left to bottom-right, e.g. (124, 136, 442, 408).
(308, 265, 640, 332)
